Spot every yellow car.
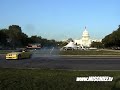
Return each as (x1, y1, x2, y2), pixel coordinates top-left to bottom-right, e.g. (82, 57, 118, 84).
(6, 49, 32, 60)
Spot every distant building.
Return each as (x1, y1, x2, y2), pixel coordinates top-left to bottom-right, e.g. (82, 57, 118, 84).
(91, 39, 102, 42)
(74, 27, 101, 47)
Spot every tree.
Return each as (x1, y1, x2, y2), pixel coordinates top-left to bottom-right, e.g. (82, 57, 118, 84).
(0, 25, 62, 49)
(3, 25, 30, 48)
(7, 25, 22, 48)
(29, 35, 42, 43)
(102, 26, 120, 48)
(0, 29, 8, 46)
(91, 42, 103, 48)
(20, 33, 29, 46)
(67, 38, 73, 42)
(56, 41, 68, 47)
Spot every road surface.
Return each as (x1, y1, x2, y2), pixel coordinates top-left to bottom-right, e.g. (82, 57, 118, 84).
(0, 54, 120, 70)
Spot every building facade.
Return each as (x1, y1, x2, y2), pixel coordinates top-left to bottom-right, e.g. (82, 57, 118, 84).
(74, 27, 92, 47)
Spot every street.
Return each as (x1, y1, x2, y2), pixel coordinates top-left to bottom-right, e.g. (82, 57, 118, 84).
(0, 54, 120, 70)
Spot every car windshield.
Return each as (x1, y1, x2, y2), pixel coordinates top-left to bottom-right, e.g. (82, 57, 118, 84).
(16, 49, 22, 52)
(16, 49, 27, 52)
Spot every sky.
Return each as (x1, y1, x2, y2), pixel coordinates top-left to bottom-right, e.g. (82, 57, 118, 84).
(0, 0, 120, 41)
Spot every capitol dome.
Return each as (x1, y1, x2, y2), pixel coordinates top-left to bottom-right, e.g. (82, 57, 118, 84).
(82, 27, 89, 37)
(74, 26, 101, 48)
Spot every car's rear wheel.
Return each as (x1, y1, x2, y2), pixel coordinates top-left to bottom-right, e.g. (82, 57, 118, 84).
(18, 54, 21, 60)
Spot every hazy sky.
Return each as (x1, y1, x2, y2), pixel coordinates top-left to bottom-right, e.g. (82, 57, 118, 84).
(0, 0, 120, 40)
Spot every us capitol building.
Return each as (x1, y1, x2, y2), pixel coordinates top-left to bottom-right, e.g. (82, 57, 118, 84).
(74, 27, 101, 47)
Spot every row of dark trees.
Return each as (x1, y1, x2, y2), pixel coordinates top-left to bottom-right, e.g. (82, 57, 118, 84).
(102, 25, 120, 48)
(0, 25, 64, 49)
(86, 25, 120, 48)
(91, 42, 103, 48)
(0, 25, 120, 49)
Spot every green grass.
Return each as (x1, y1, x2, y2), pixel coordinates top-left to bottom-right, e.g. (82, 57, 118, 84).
(59, 50, 120, 55)
(1, 49, 120, 56)
(0, 68, 120, 90)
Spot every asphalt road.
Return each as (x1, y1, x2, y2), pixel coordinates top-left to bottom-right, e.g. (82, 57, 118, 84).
(0, 54, 120, 70)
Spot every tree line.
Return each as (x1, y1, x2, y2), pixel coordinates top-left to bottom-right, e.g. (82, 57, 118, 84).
(86, 25, 120, 49)
(0, 25, 65, 49)
(1, 25, 120, 49)
(102, 25, 120, 48)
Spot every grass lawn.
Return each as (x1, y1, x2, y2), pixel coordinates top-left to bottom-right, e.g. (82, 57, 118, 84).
(59, 50, 120, 55)
(1, 49, 120, 56)
(0, 68, 120, 90)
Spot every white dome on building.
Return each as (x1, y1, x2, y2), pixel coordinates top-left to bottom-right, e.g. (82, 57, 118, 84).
(63, 26, 102, 49)
(82, 27, 89, 37)
(74, 27, 91, 47)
